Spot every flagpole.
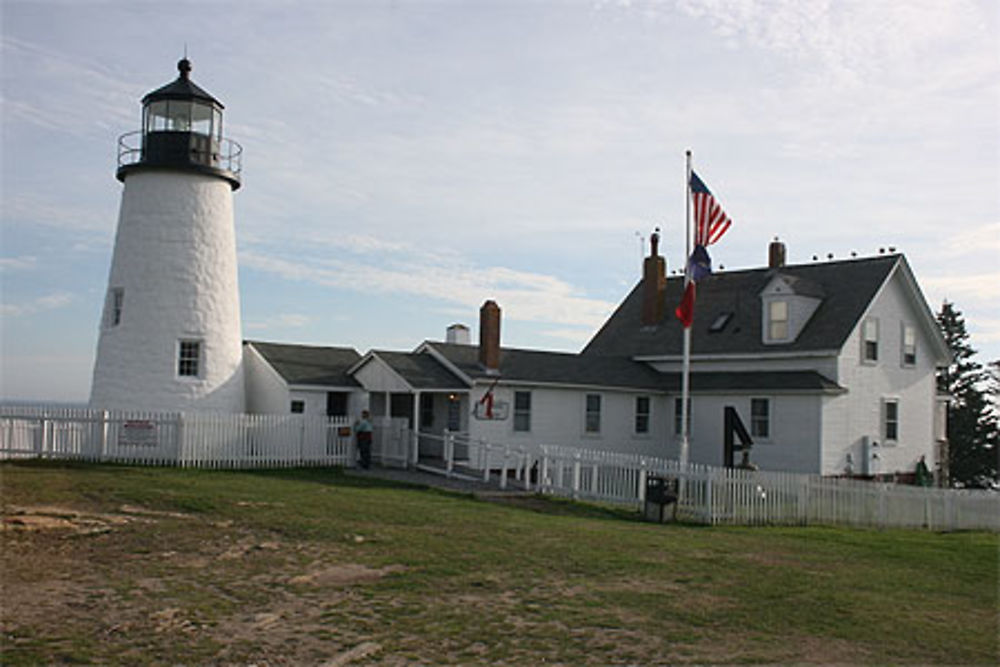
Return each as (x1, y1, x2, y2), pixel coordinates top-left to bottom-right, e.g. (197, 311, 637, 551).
(679, 150, 692, 469)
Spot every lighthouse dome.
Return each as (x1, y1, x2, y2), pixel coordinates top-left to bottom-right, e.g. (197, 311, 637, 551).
(117, 59, 242, 189)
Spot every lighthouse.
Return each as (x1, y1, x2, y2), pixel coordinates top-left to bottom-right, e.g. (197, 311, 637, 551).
(89, 59, 245, 413)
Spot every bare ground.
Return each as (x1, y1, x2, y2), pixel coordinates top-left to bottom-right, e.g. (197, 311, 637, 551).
(0, 501, 956, 665)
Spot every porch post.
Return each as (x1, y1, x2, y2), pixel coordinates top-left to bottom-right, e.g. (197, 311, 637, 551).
(411, 390, 421, 466)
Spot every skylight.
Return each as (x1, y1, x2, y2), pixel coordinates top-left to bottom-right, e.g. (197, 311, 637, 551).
(709, 312, 733, 333)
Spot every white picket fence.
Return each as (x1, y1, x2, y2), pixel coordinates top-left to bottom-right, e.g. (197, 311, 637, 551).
(0, 406, 410, 469)
(427, 432, 1000, 532)
(3, 407, 996, 531)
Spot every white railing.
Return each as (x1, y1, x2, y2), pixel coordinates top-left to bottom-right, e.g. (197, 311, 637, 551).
(423, 432, 999, 532)
(1, 406, 355, 469)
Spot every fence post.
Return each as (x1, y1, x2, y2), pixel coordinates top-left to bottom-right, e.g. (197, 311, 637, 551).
(706, 467, 716, 526)
(798, 478, 808, 526)
(638, 461, 647, 504)
(500, 445, 510, 490)
(482, 441, 491, 483)
(540, 449, 550, 493)
(445, 430, 454, 478)
(99, 411, 109, 462)
(879, 483, 888, 529)
(175, 412, 185, 467)
(42, 418, 51, 458)
(572, 452, 581, 500)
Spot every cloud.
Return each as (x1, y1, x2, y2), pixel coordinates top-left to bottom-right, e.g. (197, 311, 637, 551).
(0, 256, 38, 271)
(2, 292, 73, 318)
(537, 327, 596, 345)
(1, 36, 138, 138)
(239, 247, 616, 329)
(244, 313, 311, 331)
(922, 272, 1000, 303)
(674, 0, 987, 86)
(3, 194, 115, 234)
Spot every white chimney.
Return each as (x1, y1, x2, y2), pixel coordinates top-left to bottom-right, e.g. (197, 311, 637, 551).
(446, 323, 471, 345)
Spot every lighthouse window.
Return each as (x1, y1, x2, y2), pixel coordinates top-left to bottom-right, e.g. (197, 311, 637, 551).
(190, 102, 212, 136)
(167, 102, 192, 131)
(106, 288, 124, 327)
(146, 101, 169, 132)
(177, 340, 201, 377)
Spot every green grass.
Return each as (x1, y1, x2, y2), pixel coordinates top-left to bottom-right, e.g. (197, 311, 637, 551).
(2, 461, 997, 665)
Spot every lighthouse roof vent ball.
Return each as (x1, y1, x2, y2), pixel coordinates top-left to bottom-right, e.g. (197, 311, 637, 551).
(116, 58, 242, 189)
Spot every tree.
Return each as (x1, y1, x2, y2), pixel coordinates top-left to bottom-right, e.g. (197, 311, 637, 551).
(936, 301, 999, 489)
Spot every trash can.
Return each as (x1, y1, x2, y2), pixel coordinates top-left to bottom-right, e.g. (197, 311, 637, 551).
(644, 474, 678, 523)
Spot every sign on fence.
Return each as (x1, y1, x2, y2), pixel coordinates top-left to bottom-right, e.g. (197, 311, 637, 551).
(120, 420, 158, 448)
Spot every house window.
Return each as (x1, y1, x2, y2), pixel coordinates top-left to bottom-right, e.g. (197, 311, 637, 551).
(420, 393, 435, 428)
(751, 398, 770, 439)
(769, 300, 789, 340)
(107, 288, 124, 327)
(673, 397, 692, 436)
(884, 399, 899, 443)
(513, 391, 531, 432)
(326, 392, 348, 417)
(585, 394, 602, 434)
(902, 324, 917, 366)
(177, 340, 201, 377)
(290, 400, 305, 414)
(863, 318, 879, 362)
(634, 396, 650, 434)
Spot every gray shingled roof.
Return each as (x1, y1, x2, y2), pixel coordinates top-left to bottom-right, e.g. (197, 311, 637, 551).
(426, 343, 842, 393)
(370, 350, 469, 390)
(583, 254, 900, 358)
(427, 342, 669, 390)
(246, 341, 361, 387)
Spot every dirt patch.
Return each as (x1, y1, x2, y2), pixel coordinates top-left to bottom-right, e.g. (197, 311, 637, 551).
(288, 562, 406, 586)
(1, 505, 164, 535)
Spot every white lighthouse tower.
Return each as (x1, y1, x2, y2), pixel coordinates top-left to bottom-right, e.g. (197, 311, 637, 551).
(89, 59, 245, 413)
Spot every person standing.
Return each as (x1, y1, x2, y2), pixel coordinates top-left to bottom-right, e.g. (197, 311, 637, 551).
(355, 410, 373, 470)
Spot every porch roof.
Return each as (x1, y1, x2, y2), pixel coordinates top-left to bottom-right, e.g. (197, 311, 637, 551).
(370, 350, 470, 391)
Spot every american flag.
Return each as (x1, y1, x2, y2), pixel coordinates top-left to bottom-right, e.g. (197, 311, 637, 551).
(690, 170, 732, 247)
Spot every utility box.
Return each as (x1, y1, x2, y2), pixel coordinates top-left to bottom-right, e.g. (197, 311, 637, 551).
(644, 475, 679, 523)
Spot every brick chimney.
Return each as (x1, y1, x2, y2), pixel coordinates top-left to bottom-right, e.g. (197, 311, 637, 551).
(641, 231, 667, 326)
(479, 300, 501, 373)
(769, 237, 786, 268)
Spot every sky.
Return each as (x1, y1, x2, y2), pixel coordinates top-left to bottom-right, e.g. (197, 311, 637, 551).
(1, 0, 998, 403)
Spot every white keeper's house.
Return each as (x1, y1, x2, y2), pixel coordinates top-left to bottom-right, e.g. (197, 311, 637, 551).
(241, 237, 950, 481)
(87, 60, 950, 480)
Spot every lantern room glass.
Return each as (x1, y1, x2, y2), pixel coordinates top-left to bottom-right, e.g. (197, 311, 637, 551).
(143, 100, 219, 138)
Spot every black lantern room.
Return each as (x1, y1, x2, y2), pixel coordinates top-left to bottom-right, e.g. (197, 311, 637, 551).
(117, 59, 242, 189)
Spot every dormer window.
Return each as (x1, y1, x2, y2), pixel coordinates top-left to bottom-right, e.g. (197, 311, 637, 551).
(863, 318, 879, 363)
(760, 273, 823, 345)
(768, 300, 789, 340)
